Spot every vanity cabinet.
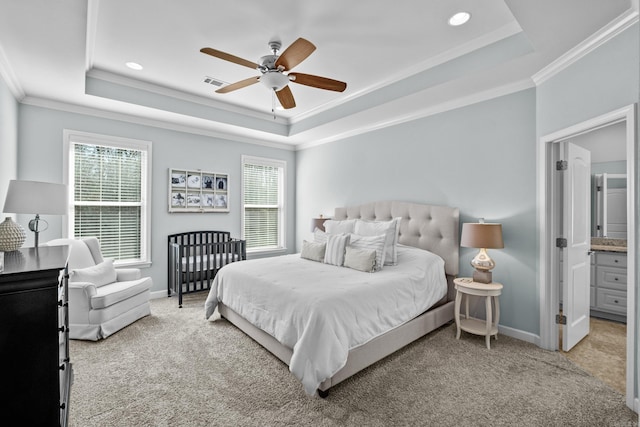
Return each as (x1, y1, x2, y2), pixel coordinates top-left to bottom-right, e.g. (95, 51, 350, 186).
(591, 251, 627, 322)
(0, 246, 71, 426)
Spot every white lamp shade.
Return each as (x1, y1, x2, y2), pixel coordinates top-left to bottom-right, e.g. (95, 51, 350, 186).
(3, 180, 68, 215)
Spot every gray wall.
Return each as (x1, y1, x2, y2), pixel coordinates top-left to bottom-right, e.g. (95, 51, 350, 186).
(16, 104, 297, 295)
(0, 75, 18, 207)
(296, 88, 538, 334)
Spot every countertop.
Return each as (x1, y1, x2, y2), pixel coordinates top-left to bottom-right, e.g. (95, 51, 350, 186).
(591, 238, 627, 253)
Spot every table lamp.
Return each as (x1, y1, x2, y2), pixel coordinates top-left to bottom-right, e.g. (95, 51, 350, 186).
(2, 180, 68, 249)
(460, 220, 504, 284)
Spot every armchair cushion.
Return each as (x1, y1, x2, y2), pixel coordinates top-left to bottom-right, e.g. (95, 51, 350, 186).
(91, 277, 152, 310)
(69, 259, 117, 287)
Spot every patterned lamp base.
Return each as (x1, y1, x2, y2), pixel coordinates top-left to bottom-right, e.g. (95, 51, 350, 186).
(0, 217, 26, 251)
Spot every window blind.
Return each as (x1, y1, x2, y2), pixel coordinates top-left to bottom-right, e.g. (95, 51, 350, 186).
(73, 143, 144, 261)
(242, 158, 285, 250)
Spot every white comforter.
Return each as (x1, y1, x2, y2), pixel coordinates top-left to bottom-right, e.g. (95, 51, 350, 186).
(204, 244, 447, 395)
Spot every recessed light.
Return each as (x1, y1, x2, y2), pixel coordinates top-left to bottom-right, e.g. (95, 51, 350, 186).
(126, 62, 143, 70)
(448, 12, 471, 26)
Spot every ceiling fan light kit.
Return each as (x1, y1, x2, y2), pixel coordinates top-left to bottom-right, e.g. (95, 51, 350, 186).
(200, 37, 347, 111)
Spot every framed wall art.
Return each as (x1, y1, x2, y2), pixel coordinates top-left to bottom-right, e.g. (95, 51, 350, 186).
(169, 168, 229, 212)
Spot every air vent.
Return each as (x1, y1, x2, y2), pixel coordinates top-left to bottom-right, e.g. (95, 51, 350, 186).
(203, 76, 224, 87)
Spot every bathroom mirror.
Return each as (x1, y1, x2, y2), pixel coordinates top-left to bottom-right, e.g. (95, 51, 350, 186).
(592, 173, 627, 238)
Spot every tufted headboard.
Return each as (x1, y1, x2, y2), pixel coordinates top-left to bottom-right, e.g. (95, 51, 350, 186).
(334, 200, 459, 277)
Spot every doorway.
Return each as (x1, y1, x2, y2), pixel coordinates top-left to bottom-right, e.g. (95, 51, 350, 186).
(538, 104, 637, 411)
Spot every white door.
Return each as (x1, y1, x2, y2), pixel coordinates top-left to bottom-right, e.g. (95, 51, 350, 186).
(562, 142, 591, 351)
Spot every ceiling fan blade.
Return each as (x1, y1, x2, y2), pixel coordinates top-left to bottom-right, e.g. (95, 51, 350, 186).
(215, 76, 260, 94)
(276, 85, 296, 109)
(289, 73, 347, 92)
(200, 47, 259, 70)
(275, 38, 316, 71)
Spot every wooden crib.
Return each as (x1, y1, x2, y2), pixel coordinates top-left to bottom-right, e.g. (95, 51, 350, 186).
(168, 231, 246, 307)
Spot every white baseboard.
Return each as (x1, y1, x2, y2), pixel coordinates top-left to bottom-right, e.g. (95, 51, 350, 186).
(498, 324, 541, 346)
(150, 290, 170, 300)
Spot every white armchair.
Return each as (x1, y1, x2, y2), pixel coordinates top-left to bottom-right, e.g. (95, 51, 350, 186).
(44, 237, 152, 341)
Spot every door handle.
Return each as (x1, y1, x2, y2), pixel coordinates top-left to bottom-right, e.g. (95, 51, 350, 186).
(587, 251, 595, 256)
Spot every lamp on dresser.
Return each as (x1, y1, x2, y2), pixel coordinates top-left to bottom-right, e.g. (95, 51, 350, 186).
(2, 180, 68, 249)
(460, 219, 504, 284)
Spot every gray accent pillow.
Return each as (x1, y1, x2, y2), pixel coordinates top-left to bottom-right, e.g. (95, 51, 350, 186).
(344, 246, 377, 273)
(349, 233, 387, 271)
(300, 240, 326, 263)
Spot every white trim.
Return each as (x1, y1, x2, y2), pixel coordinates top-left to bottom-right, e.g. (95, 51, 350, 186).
(532, 9, 639, 85)
(22, 96, 296, 151)
(497, 324, 540, 346)
(85, 0, 99, 71)
(537, 104, 637, 411)
(63, 129, 153, 266)
(87, 68, 288, 125)
(296, 78, 534, 151)
(0, 41, 25, 100)
(290, 21, 523, 124)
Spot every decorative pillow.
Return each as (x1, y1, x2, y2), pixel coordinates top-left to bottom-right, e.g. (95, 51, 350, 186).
(324, 219, 356, 235)
(300, 240, 326, 263)
(313, 228, 328, 244)
(349, 233, 387, 271)
(354, 217, 401, 265)
(324, 233, 350, 266)
(344, 246, 377, 273)
(69, 259, 117, 287)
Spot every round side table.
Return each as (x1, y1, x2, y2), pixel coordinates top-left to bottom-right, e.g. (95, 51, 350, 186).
(454, 277, 503, 349)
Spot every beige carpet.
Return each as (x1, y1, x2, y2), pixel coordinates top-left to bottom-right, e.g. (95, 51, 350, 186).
(69, 294, 637, 426)
(561, 317, 627, 395)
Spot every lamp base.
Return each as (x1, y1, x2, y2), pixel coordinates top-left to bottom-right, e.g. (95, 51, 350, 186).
(472, 270, 493, 284)
(0, 217, 26, 252)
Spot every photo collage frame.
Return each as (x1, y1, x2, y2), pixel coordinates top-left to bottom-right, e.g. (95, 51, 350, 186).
(169, 168, 229, 212)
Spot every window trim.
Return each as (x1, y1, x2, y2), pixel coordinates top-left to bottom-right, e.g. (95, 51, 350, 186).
(241, 155, 287, 255)
(63, 129, 152, 267)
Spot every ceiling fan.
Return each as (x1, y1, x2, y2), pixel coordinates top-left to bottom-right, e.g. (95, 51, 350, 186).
(200, 38, 347, 110)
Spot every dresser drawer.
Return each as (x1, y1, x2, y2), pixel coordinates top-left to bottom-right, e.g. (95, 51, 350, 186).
(596, 288, 626, 314)
(596, 252, 627, 268)
(596, 266, 627, 291)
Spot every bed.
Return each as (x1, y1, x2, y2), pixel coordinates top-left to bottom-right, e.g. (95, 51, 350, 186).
(205, 200, 459, 397)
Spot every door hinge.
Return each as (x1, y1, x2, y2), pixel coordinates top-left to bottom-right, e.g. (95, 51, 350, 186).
(556, 238, 567, 248)
(556, 314, 567, 325)
(556, 160, 568, 171)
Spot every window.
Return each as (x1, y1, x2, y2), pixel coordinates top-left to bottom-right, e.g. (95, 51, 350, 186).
(64, 130, 152, 266)
(241, 155, 286, 253)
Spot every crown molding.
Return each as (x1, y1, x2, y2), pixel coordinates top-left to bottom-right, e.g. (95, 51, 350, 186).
(20, 96, 296, 151)
(532, 9, 639, 85)
(296, 78, 535, 151)
(290, 21, 524, 125)
(0, 41, 25, 100)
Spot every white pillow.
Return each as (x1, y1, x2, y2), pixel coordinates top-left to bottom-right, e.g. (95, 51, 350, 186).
(349, 233, 386, 271)
(300, 240, 326, 263)
(344, 246, 377, 273)
(324, 219, 356, 234)
(313, 228, 328, 244)
(324, 233, 350, 266)
(354, 217, 401, 265)
(69, 259, 117, 287)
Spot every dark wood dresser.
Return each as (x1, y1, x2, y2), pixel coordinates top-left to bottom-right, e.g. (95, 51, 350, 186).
(0, 246, 71, 426)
